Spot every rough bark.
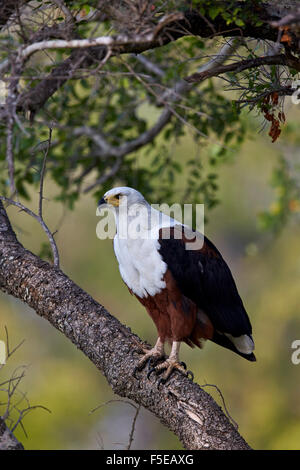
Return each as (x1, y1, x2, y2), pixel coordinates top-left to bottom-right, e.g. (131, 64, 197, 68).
(0, 200, 251, 450)
(0, 417, 24, 450)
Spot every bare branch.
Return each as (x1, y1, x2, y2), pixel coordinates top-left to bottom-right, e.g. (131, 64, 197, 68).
(2, 1, 298, 117)
(270, 7, 300, 28)
(38, 128, 52, 220)
(127, 404, 140, 450)
(0, 196, 60, 267)
(135, 54, 165, 78)
(77, 38, 243, 192)
(185, 54, 300, 83)
(0, 12, 183, 75)
(5, 118, 15, 195)
(51, 0, 75, 26)
(5, 62, 19, 195)
(0, 327, 48, 450)
(0, 132, 60, 270)
(4, 326, 25, 359)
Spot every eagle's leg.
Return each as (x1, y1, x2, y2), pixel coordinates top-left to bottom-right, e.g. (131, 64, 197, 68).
(132, 337, 165, 377)
(148, 341, 194, 386)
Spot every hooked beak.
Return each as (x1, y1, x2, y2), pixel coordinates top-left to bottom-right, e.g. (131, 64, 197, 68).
(98, 196, 106, 207)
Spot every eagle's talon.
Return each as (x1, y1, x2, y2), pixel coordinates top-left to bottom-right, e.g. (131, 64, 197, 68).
(147, 365, 166, 380)
(187, 370, 194, 381)
(133, 341, 165, 379)
(148, 355, 166, 370)
(147, 367, 156, 380)
(147, 357, 157, 370)
(157, 377, 167, 389)
(147, 357, 154, 371)
(148, 357, 193, 385)
(133, 358, 149, 378)
(131, 348, 143, 357)
(132, 365, 143, 378)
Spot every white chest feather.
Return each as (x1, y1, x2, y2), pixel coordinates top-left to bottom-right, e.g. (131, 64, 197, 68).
(113, 231, 167, 298)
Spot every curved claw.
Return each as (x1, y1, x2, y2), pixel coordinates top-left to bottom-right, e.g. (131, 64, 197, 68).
(180, 361, 187, 370)
(157, 377, 167, 389)
(133, 359, 148, 377)
(187, 370, 194, 381)
(147, 367, 157, 380)
(131, 348, 143, 357)
(132, 365, 142, 379)
(147, 357, 155, 370)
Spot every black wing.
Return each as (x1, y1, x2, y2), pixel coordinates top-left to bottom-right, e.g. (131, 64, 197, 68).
(158, 225, 253, 338)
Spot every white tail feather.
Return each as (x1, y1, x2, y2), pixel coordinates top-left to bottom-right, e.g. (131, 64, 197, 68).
(224, 333, 254, 355)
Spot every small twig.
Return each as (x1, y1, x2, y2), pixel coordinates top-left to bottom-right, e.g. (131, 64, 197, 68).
(0, 196, 60, 268)
(200, 382, 238, 430)
(38, 128, 52, 220)
(5, 67, 17, 195)
(0, 130, 60, 270)
(0, 376, 27, 388)
(5, 326, 25, 359)
(4, 45, 25, 196)
(89, 398, 138, 415)
(0, 328, 50, 441)
(153, 12, 184, 38)
(90, 398, 140, 450)
(11, 404, 51, 433)
(6, 117, 15, 195)
(1, 128, 60, 267)
(126, 404, 140, 450)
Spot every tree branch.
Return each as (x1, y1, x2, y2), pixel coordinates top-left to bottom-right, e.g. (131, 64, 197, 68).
(185, 53, 300, 83)
(0, 12, 184, 75)
(0, 196, 60, 268)
(4, 0, 299, 117)
(0, 417, 24, 450)
(74, 38, 242, 193)
(0, 199, 251, 450)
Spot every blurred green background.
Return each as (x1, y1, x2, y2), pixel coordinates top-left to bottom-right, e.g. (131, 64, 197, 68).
(1, 103, 300, 450)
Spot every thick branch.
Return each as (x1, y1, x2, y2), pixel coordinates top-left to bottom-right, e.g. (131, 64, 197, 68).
(0, 12, 184, 76)
(0, 200, 251, 450)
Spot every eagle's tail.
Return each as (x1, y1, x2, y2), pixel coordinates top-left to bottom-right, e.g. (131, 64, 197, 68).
(212, 331, 256, 361)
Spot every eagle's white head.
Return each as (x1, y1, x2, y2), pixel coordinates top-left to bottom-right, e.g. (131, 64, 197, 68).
(98, 186, 147, 209)
(98, 186, 179, 243)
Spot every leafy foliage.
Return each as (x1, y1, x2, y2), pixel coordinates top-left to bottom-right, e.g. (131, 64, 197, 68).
(0, 0, 299, 230)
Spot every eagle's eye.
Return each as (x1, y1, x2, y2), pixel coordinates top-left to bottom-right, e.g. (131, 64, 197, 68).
(115, 194, 120, 199)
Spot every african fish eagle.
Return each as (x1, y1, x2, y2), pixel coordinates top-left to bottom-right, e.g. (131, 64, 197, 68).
(98, 187, 256, 384)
